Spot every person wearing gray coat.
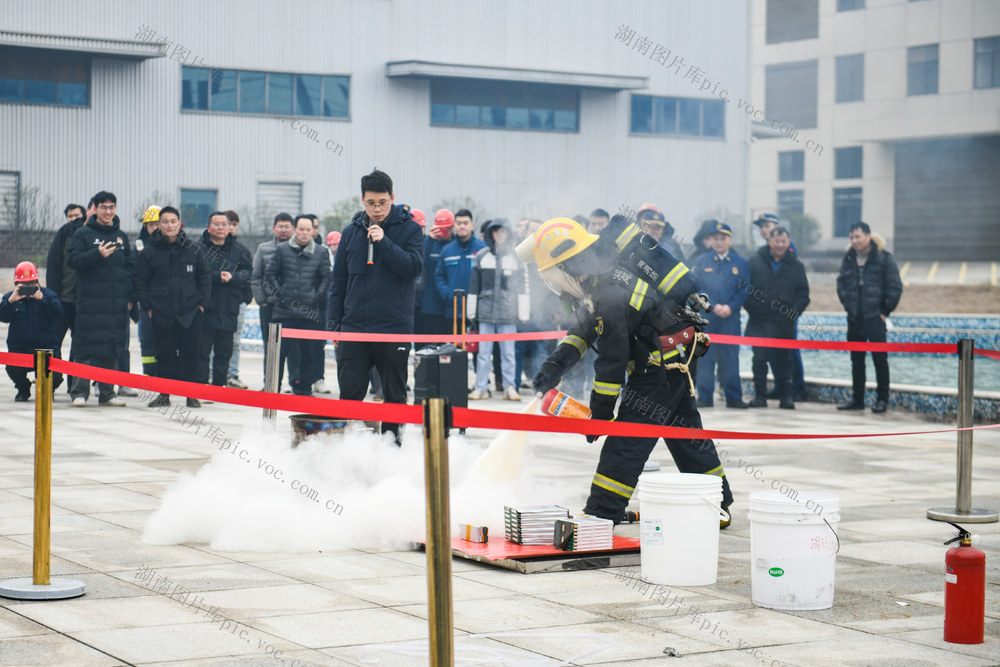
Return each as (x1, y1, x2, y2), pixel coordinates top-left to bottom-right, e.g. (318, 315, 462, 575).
(467, 218, 528, 401)
(264, 215, 331, 395)
(250, 213, 294, 381)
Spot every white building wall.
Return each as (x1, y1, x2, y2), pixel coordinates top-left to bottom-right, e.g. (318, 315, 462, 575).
(0, 0, 748, 243)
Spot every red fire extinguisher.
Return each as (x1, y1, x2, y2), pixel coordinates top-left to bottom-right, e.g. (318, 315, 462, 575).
(943, 522, 985, 644)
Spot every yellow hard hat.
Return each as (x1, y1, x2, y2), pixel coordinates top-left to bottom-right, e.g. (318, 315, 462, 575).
(532, 217, 599, 271)
(141, 205, 161, 224)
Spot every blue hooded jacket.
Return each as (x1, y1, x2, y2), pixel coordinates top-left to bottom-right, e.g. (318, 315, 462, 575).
(434, 234, 486, 318)
(326, 204, 424, 334)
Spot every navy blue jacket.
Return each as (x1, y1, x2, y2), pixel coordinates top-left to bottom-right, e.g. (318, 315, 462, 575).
(419, 235, 451, 316)
(327, 205, 424, 333)
(0, 287, 64, 352)
(692, 250, 750, 332)
(434, 235, 487, 318)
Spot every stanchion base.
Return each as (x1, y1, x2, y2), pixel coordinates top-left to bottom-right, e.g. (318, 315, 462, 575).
(927, 508, 999, 524)
(0, 577, 86, 600)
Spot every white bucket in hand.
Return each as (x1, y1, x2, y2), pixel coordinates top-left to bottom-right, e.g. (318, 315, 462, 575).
(749, 491, 841, 610)
(637, 472, 725, 586)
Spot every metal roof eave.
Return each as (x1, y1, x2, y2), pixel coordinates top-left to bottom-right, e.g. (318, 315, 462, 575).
(385, 60, 647, 90)
(0, 30, 164, 60)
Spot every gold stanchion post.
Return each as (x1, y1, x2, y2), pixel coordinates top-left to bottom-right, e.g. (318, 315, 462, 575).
(0, 350, 85, 600)
(423, 397, 454, 666)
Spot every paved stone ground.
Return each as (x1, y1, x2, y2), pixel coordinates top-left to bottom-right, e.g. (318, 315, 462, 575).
(0, 346, 998, 666)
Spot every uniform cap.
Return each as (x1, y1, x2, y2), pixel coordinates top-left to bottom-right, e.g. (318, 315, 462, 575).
(713, 222, 733, 236)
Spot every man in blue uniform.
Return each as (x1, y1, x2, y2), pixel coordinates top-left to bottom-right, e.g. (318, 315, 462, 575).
(693, 222, 749, 409)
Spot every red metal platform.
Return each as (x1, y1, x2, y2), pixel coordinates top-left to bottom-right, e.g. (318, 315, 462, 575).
(438, 535, 641, 574)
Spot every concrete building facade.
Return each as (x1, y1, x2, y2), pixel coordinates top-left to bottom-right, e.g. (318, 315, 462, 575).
(1, 0, 748, 248)
(748, 0, 1000, 260)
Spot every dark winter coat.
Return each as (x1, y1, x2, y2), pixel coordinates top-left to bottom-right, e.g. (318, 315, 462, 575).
(468, 219, 527, 325)
(0, 287, 64, 352)
(200, 231, 252, 331)
(133, 229, 211, 329)
(836, 234, 902, 322)
(65, 215, 134, 360)
(744, 246, 810, 339)
(434, 234, 487, 318)
(264, 238, 332, 324)
(45, 216, 86, 303)
(327, 205, 424, 333)
(418, 235, 451, 316)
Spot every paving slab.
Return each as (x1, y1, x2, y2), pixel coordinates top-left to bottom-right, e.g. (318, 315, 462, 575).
(0, 345, 998, 665)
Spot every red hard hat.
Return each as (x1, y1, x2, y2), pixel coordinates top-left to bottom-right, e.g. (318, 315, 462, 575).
(434, 209, 455, 228)
(326, 231, 341, 245)
(14, 261, 39, 282)
(411, 208, 426, 226)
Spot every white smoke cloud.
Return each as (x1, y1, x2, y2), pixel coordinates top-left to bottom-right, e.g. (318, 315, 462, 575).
(142, 423, 585, 552)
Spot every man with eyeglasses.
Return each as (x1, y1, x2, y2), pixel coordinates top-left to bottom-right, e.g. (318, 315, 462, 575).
(327, 169, 423, 445)
(65, 191, 133, 407)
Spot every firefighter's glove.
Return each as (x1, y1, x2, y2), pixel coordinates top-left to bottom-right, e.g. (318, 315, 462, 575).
(589, 391, 617, 422)
(587, 392, 617, 444)
(532, 363, 562, 397)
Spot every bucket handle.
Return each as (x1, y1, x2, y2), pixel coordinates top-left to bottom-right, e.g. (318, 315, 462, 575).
(823, 516, 840, 554)
(700, 495, 731, 523)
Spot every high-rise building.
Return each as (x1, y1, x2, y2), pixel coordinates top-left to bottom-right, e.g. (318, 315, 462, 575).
(748, 0, 1000, 259)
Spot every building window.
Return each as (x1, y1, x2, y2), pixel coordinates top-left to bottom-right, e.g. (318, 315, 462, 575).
(837, 0, 864, 10)
(430, 78, 578, 132)
(257, 182, 302, 221)
(630, 95, 725, 138)
(766, 60, 818, 129)
(0, 171, 21, 228)
(833, 187, 862, 237)
(835, 54, 864, 103)
(0, 47, 88, 107)
(835, 147, 863, 179)
(974, 36, 1000, 89)
(181, 67, 349, 117)
(778, 151, 804, 181)
(907, 45, 939, 96)
(179, 189, 217, 228)
(766, 0, 819, 44)
(777, 190, 804, 221)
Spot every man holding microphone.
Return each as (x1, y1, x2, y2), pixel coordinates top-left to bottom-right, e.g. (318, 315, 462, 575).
(327, 169, 424, 445)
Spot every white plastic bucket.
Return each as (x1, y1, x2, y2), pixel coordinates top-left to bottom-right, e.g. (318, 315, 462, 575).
(749, 491, 841, 610)
(637, 472, 725, 586)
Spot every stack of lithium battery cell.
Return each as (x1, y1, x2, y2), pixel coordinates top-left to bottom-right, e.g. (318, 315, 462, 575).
(504, 505, 570, 545)
(554, 516, 614, 552)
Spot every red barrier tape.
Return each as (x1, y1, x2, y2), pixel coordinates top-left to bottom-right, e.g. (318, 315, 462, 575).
(2, 350, 997, 443)
(283, 328, 566, 343)
(283, 327, 998, 357)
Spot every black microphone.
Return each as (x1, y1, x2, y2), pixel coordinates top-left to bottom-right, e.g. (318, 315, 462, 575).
(367, 226, 375, 265)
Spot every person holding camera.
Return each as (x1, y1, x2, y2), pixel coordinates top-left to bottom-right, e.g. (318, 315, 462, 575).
(66, 191, 133, 407)
(0, 262, 65, 401)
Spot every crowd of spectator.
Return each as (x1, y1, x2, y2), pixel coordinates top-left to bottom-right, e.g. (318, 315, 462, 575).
(2, 169, 901, 428)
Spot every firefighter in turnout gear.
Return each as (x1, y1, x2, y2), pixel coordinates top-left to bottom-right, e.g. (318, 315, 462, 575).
(522, 217, 734, 527)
